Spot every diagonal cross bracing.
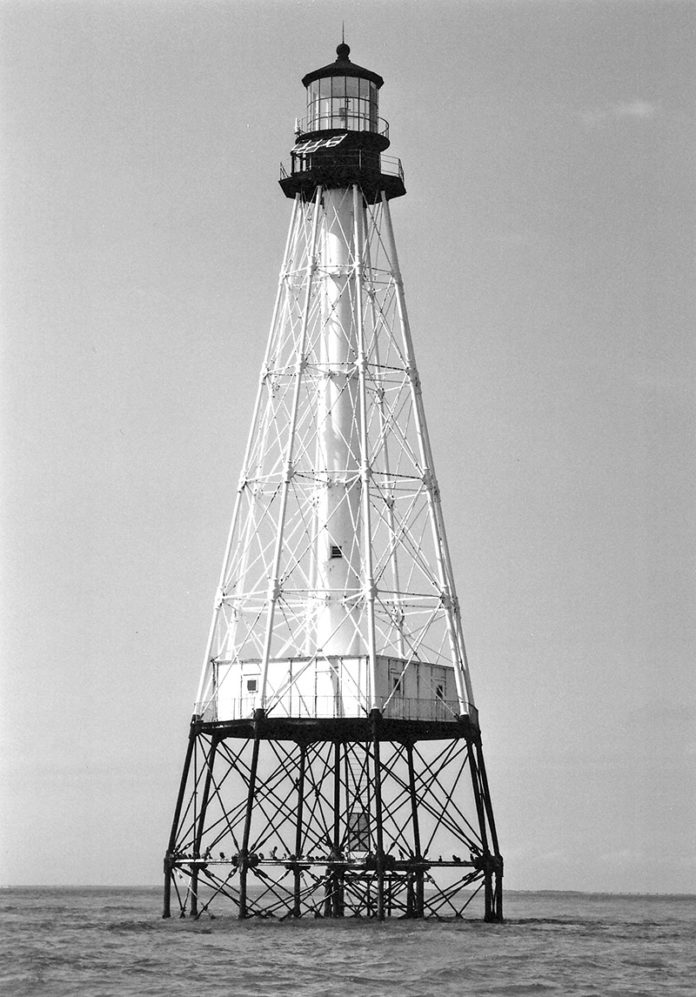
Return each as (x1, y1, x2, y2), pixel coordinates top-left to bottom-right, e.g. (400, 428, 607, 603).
(193, 191, 476, 719)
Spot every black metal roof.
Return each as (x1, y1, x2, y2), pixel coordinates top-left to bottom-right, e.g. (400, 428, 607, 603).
(302, 43, 384, 89)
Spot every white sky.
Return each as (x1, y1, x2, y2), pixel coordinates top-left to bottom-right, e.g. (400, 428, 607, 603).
(1, 0, 694, 892)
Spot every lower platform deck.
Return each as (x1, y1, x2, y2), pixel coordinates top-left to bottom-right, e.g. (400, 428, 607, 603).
(193, 709, 480, 744)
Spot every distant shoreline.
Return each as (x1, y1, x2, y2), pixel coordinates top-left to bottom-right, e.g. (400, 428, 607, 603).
(2, 884, 695, 899)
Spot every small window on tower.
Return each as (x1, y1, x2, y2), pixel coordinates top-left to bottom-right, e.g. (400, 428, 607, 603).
(330, 545, 343, 559)
(246, 679, 257, 693)
(436, 684, 444, 701)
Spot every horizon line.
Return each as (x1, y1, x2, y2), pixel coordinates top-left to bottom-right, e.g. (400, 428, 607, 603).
(2, 884, 695, 898)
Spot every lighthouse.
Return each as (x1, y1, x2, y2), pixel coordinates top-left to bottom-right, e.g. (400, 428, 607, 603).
(163, 42, 503, 921)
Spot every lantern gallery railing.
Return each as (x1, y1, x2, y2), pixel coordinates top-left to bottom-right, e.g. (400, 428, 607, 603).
(280, 151, 404, 183)
(296, 113, 390, 138)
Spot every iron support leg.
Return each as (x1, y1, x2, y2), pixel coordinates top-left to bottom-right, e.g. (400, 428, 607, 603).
(332, 741, 344, 916)
(466, 733, 494, 920)
(293, 741, 306, 917)
(190, 736, 217, 918)
(371, 711, 385, 921)
(239, 721, 262, 919)
(476, 740, 501, 856)
(467, 735, 490, 856)
(494, 865, 504, 921)
(475, 740, 504, 921)
(333, 740, 341, 853)
(406, 742, 424, 918)
(484, 865, 493, 920)
(162, 855, 172, 921)
(469, 738, 503, 922)
(162, 719, 197, 918)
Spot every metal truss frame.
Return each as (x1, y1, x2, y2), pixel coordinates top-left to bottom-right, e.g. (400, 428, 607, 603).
(163, 713, 503, 922)
(194, 186, 475, 720)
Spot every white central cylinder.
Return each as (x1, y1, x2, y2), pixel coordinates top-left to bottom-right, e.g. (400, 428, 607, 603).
(315, 189, 363, 656)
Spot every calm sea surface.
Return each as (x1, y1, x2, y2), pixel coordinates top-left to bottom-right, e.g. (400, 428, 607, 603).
(1, 888, 694, 996)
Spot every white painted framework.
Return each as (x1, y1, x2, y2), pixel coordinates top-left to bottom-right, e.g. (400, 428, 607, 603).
(195, 185, 476, 722)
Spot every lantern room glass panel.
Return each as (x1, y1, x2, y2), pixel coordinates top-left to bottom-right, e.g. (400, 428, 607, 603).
(305, 75, 379, 132)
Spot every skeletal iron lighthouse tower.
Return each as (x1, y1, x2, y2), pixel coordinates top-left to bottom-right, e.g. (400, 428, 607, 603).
(164, 42, 503, 921)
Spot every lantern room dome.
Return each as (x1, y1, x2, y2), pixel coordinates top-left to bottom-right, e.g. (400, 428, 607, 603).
(301, 42, 384, 89)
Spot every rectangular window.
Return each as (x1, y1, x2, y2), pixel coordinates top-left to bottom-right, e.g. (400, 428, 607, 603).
(246, 679, 257, 692)
(330, 545, 343, 559)
(346, 76, 359, 98)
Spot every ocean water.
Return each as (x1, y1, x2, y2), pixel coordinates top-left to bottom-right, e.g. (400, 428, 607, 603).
(1, 888, 694, 996)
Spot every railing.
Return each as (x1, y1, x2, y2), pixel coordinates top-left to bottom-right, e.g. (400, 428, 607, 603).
(381, 155, 405, 182)
(296, 115, 390, 139)
(203, 694, 461, 724)
(280, 151, 404, 184)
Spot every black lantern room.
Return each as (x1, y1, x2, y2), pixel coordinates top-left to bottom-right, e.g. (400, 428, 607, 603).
(279, 43, 406, 202)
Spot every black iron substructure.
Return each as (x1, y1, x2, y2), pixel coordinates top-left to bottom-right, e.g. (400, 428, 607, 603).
(163, 710, 503, 921)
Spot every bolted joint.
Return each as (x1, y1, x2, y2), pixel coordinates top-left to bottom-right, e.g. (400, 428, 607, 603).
(475, 852, 503, 876)
(407, 366, 422, 393)
(422, 468, 441, 499)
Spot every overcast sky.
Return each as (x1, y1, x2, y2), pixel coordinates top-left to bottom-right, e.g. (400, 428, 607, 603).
(2, 0, 694, 893)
